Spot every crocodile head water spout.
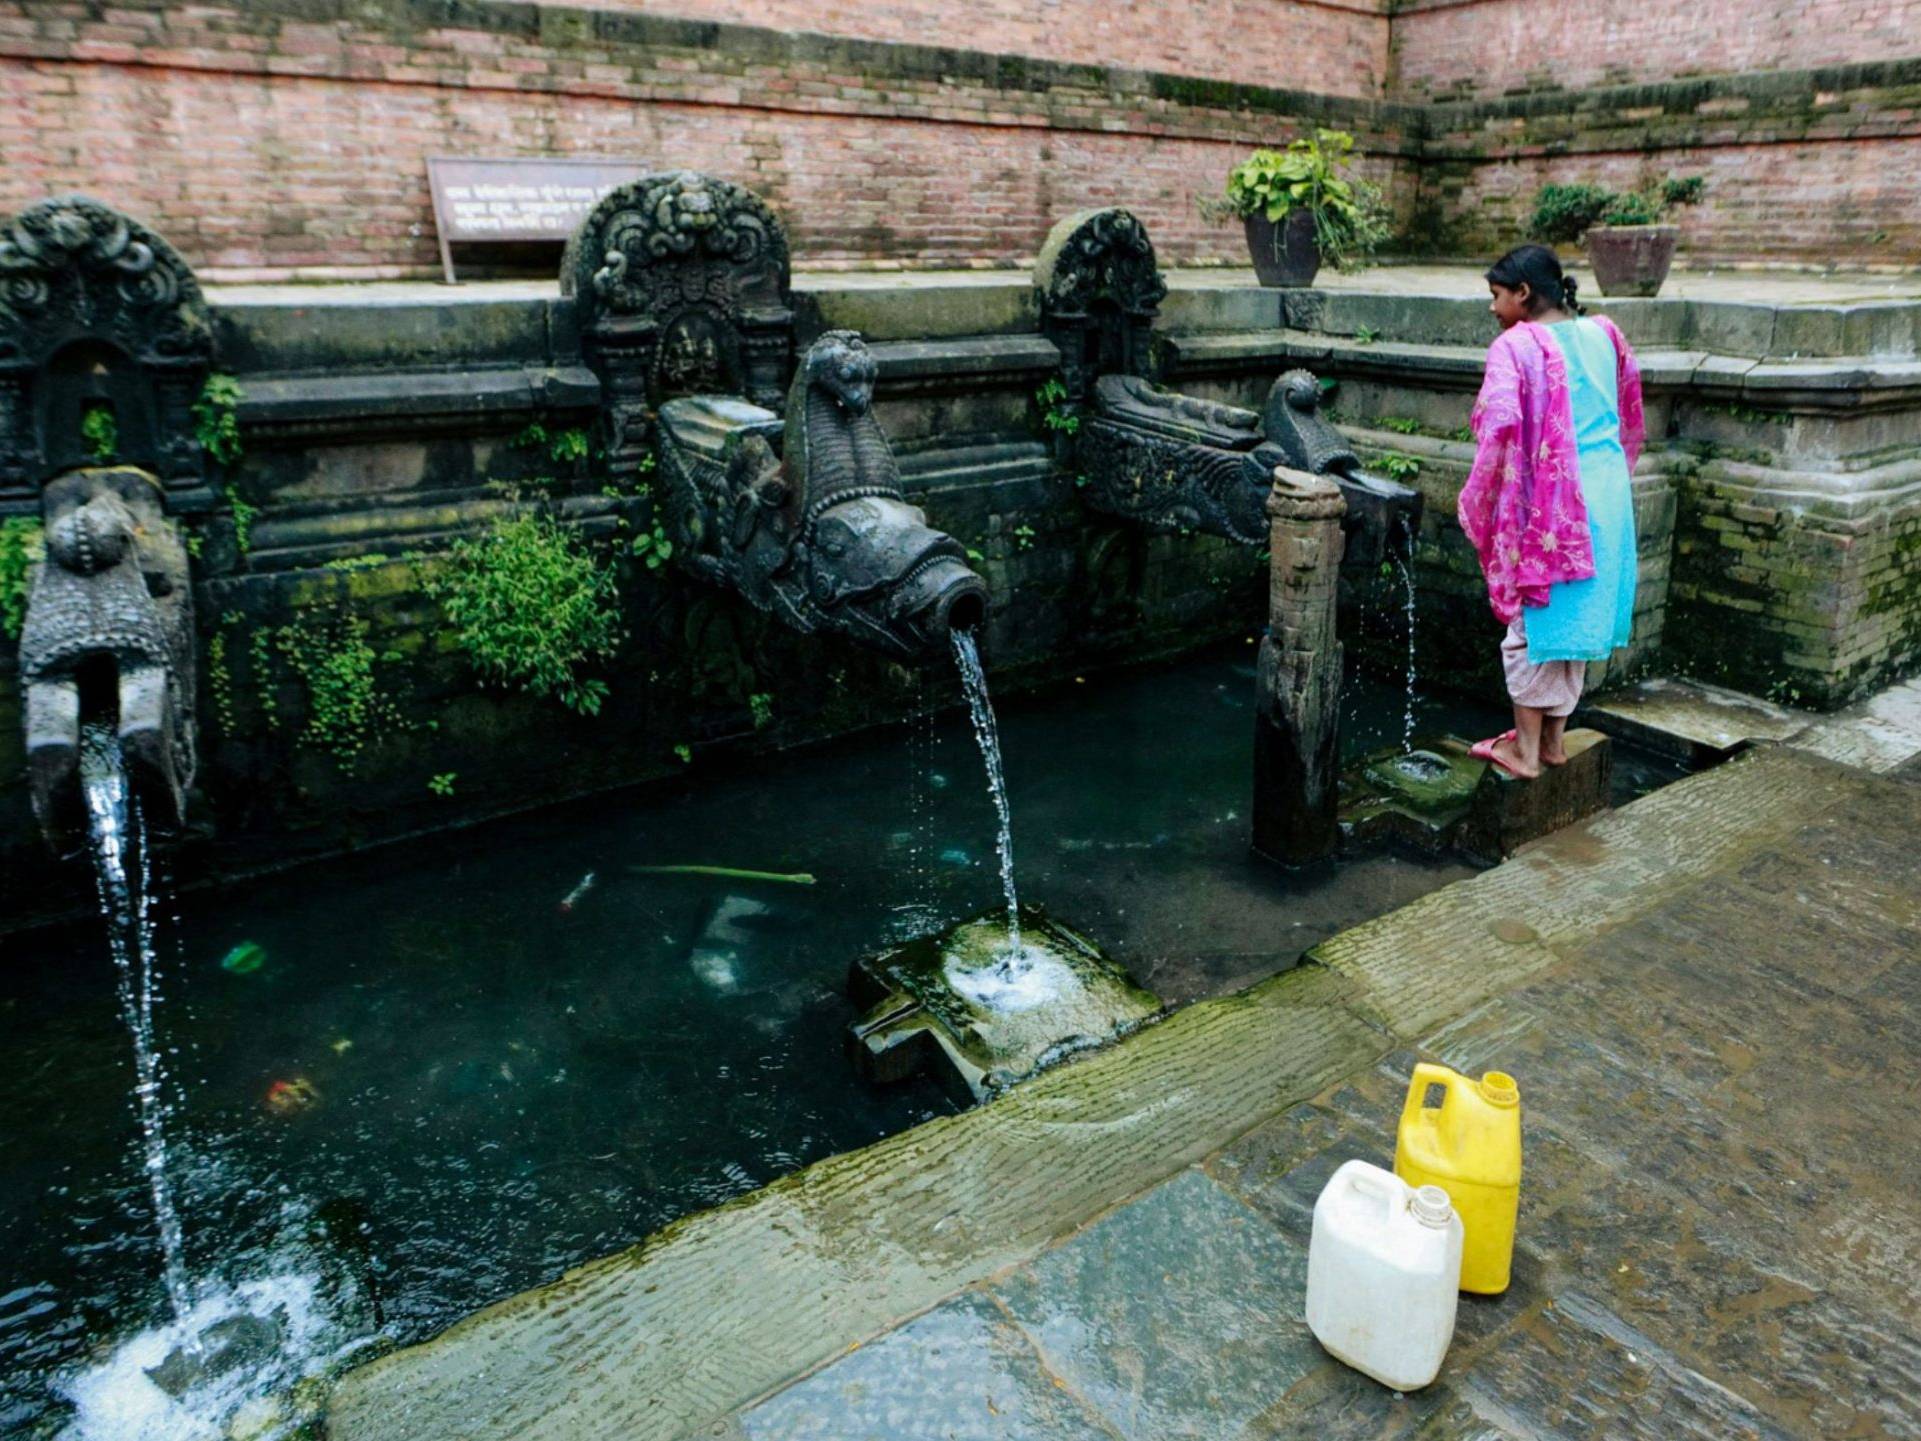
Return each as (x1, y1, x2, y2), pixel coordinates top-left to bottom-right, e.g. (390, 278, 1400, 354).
(656, 331, 989, 662)
(1258, 370, 1424, 569)
(18, 467, 196, 855)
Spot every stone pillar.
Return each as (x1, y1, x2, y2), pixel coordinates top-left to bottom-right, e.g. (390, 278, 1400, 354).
(1253, 466, 1347, 865)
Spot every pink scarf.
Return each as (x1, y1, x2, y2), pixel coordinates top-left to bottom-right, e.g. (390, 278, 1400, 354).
(1457, 316, 1644, 624)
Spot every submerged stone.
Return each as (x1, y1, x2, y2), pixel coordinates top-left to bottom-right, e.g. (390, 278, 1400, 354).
(847, 907, 1163, 1104)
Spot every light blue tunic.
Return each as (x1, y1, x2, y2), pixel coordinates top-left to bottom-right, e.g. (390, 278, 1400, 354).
(1527, 318, 1637, 663)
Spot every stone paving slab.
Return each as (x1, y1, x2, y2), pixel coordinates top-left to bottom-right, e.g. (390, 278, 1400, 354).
(1579, 676, 1810, 764)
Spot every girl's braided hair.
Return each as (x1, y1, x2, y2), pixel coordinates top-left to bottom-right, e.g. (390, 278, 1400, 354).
(1486, 242, 1583, 316)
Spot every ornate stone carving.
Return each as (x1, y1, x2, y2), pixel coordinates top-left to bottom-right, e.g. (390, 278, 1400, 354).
(563, 172, 793, 479)
(655, 332, 988, 660)
(1033, 208, 1167, 405)
(1253, 468, 1346, 865)
(19, 466, 197, 854)
(1076, 374, 1272, 543)
(0, 197, 214, 501)
(1033, 210, 1422, 559)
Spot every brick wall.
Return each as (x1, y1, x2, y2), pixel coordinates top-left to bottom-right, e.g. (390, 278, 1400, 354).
(1414, 62, 1921, 267)
(1392, 0, 1921, 99)
(611, 0, 1391, 97)
(0, 0, 1411, 281)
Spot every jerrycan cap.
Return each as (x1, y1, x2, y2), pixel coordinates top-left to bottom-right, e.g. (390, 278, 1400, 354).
(1410, 1184, 1454, 1228)
(1477, 1070, 1519, 1107)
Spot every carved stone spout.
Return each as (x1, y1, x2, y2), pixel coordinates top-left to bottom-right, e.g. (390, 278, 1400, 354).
(1258, 370, 1424, 567)
(1033, 208, 1423, 564)
(657, 331, 988, 660)
(19, 467, 196, 854)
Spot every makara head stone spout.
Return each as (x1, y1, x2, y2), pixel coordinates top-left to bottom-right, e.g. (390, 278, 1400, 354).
(18, 467, 197, 855)
(657, 330, 989, 659)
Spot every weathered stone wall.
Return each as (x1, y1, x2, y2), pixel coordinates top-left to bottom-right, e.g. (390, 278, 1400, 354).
(0, 0, 1414, 282)
(1391, 0, 1921, 100)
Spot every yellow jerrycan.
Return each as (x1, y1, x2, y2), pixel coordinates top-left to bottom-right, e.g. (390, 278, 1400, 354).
(1394, 1063, 1522, 1294)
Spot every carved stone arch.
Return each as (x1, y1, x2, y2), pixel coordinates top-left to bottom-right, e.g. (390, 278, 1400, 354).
(562, 171, 795, 482)
(1033, 208, 1168, 404)
(0, 196, 215, 504)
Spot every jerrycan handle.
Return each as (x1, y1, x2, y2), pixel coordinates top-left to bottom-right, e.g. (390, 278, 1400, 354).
(1399, 1061, 1461, 1139)
(1343, 1162, 1404, 1224)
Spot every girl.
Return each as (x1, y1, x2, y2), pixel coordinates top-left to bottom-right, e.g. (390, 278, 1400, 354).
(1459, 243, 1644, 780)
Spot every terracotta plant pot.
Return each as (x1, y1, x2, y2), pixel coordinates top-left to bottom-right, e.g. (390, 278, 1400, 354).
(1244, 210, 1321, 288)
(1584, 225, 1679, 298)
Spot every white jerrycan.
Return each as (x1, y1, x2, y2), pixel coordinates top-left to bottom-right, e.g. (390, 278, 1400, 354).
(1305, 1159, 1464, 1391)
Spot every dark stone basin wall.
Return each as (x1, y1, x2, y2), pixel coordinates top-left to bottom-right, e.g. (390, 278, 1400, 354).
(0, 279, 1266, 929)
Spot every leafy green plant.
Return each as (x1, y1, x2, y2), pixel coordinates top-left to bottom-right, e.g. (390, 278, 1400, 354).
(548, 427, 593, 466)
(1450, 425, 1474, 443)
(1381, 416, 1422, 435)
(748, 692, 774, 730)
(1353, 326, 1380, 345)
(227, 489, 258, 554)
(1531, 176, 1707, 244)
(193, 374, 244, 468)
(80, 403, 118, 463)
(965, 545, 986, 567)
(1036, 377, 1079, 435)
(272, 613, 407, 771)
(1213, 130, 1393, 273)
(1013, 524, 1037, 552)
(673, 742, 693, 764)
(631, 523, 675, 571)
(428, 510, 623, 716)
(1380, 452, 1422, 483)
(427, 771, 457, 797)
(0, 518, 43, 640)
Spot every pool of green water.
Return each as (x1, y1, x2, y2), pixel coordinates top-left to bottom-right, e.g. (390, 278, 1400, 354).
(0, 645, 1677, 1433)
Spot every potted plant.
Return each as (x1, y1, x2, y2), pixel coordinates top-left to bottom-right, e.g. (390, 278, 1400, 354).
(1211, 130, 1392, 288)
(1530, 177, 1706, 298)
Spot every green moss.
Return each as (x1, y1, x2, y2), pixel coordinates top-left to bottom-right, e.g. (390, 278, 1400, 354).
(79, 404, 118, 463)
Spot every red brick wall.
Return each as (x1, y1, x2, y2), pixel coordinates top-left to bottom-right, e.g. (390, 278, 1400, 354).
(1392, 0, 1921, 98)
(610, 0, 1390, 97)
(0, 0, 1410, 281)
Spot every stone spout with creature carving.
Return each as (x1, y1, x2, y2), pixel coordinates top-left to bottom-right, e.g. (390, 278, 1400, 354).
(0, 196, 216, 852)
(1033, 208, 1421, 562)
(19, 467, 197, 855)
(655, 331, 988, 660)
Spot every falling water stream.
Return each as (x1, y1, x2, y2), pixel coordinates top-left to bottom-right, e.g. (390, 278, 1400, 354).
(950, 630, 1021, 963)
(79, 723, 194, 1327)
(1393, 549, 1419, 754)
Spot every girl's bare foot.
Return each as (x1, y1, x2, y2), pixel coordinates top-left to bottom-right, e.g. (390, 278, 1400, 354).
(1488, 734, 1541, 779)
(1540, 743, 1568, 767)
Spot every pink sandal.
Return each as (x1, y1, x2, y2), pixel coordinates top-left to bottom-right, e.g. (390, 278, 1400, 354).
(1469, 730, 1534, 780)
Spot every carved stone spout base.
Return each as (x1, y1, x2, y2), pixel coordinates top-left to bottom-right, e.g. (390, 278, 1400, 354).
(846, 908, 1163, 1105)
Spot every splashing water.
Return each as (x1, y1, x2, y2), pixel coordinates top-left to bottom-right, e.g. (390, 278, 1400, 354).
(950, 630, 1020, 961)
(79, 723, 193, 1326)
(1393, 547, 1419, 754)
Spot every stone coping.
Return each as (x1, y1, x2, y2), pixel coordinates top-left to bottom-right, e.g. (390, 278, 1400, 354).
(323, 738, 1897, 1441)
(205, 264, 1921, 369)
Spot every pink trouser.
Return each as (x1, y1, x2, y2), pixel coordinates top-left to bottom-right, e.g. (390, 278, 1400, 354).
(1502, 614, 1584, 717)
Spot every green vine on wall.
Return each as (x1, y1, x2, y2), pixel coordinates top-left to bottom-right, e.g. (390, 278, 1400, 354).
(0, 518, 45, 640)
(427, 509, 624, 717)
(193, 374, 245, 467)
(269, 613, 407, 772)
(1036, 377, 1080, 435)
